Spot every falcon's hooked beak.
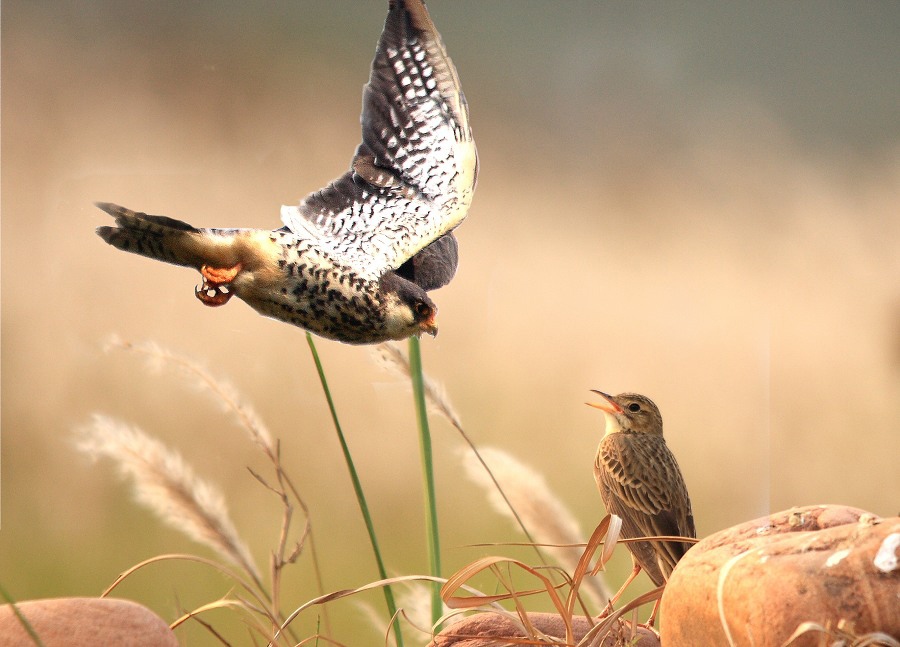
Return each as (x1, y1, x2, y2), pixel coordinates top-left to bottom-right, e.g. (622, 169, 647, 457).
(585, 390, 623, 414)
(419, 314, 438, 337)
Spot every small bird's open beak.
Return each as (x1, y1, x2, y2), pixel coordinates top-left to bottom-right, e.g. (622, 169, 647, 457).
(586, 390, 622, 414)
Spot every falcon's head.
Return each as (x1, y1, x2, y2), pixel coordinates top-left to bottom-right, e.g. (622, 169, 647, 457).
(380, 272, 439, 340)
(586, 391, 664, 438)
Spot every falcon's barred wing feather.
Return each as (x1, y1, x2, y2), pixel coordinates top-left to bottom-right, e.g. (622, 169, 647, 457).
(281, 0, 477, 282)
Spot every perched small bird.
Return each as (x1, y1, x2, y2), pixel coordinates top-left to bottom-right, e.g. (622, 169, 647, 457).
(587, 391, 696, 622)
(96, 0, 477, 345)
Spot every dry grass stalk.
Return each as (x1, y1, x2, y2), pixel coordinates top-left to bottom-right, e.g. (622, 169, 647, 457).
(95, 338, 327, 642)
(358, 581, 464, 646)
(76, 414, 261, 585)
(104, 335, 275, 454)
(374, 343, 568, 577)
(105, 335, 322, 632)
(461, 446, 613, 606)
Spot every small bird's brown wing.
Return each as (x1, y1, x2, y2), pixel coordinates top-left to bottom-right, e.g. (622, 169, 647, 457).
(595, 434, 695, 585)
(281, 0, 477, 283)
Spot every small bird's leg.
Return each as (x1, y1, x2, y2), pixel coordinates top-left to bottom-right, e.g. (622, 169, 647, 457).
(643, 597, 663, 629)
(195, 263, 242, 307)
(599, 557, 643, 618)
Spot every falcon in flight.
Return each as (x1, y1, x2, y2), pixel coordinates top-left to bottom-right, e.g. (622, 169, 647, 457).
(97, 0, 477, 344)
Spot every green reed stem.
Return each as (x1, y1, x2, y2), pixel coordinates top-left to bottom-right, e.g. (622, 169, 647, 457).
(407, 335, 441, 625)
(305, 333, 403, 647)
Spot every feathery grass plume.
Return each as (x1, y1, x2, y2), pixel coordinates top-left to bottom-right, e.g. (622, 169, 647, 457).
(373, 342, 462, 430)
(76, 414, 261, 585)
(460, 446, 612, 606)
(104, 335, 274, 454)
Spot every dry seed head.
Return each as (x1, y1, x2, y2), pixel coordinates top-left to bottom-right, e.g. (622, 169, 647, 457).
(76, 414, 260, 581)
(104, 336, 274, 454)
(372, 342, 462, 430)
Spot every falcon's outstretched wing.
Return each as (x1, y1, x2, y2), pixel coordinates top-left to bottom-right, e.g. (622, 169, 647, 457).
(281, 0, 477, 282)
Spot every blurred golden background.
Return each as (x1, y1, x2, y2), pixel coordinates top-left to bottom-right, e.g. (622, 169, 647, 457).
(3, 0, 898, 643)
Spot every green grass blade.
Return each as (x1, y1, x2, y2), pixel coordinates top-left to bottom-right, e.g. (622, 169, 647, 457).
(407, 336, 442, 625)
(305, 333, 404, 647)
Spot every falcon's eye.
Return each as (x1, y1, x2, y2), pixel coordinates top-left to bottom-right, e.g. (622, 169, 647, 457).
(414, 302, 432, 319)
(628, 403, 641, 413)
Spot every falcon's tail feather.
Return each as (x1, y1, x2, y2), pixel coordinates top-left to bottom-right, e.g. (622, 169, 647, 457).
(95, 202, 228, 270)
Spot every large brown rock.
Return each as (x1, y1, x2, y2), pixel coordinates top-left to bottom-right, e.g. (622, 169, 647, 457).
(0, 597, 178, 647)
(660, 505, 900, 646)
(428, 611, 659, 646)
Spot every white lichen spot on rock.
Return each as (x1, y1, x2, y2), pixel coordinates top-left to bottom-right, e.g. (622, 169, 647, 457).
(873, 532, 899, 573)
(824, 548, 851, 567)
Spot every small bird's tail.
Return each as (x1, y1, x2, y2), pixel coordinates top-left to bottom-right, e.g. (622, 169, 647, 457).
(95, 202, 232, 270)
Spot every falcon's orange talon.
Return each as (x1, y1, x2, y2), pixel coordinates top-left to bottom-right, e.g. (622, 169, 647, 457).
(201, 264, 241, 284)
(196, 264, 241, 307)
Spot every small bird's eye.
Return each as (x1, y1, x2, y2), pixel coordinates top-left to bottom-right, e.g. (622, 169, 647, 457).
(415, 302, 432, 318)
(628, 403, 641, 412)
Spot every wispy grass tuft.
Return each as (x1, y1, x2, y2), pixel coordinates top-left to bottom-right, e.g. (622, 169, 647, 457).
(374, 341, 462, 431)
(104, 336, 326, 629)
(104, 335, 274, 453)
(460, 446, 612, 606)
(75, 414, 262, 587)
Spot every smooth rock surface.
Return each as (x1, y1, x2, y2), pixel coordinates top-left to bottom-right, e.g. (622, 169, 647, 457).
(428, 611, 659, 646)
(660, 505, 900, 646)
(0, 597, 178, 647)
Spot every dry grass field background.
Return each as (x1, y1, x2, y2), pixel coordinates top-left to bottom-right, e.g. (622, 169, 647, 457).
(3, 1, 899, 643)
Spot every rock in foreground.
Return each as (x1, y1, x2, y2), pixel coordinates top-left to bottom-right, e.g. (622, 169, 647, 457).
(660, 505, 899, 646)
(0, 597, 177, 647)
(428, 611, 659, 646)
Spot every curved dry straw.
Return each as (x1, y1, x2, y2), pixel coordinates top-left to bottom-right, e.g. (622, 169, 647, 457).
(437, 514, 698, 646)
